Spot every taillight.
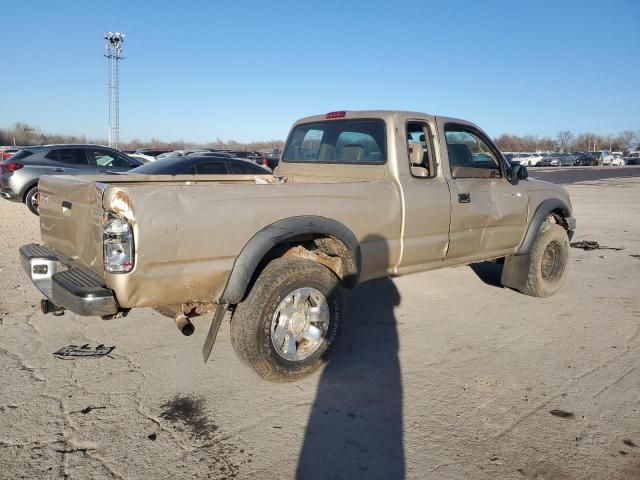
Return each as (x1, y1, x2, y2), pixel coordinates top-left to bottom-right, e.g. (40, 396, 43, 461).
(4, 162, 23, 172)
(103, 212, 134, 273)
(325, 111, 346, 119)
(259, 158, 268, 166)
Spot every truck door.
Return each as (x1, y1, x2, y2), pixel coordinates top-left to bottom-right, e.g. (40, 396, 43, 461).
(394, 120, 452, 272)
(436, 121, 528, 264)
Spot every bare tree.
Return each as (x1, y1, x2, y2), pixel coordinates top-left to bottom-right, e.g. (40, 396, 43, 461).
(620, 130, 637, 152)
(557, 131, 574, 152)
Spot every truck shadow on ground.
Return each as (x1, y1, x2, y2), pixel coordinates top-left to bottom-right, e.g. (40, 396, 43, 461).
(296, 267, 404, 478)
(469, 261, 504, 288)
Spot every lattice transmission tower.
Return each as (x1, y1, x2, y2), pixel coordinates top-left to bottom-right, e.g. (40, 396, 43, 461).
(104, 32, 125, 148)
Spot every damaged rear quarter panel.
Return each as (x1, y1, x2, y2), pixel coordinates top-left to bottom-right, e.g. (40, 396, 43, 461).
(101, 177, 401, 309)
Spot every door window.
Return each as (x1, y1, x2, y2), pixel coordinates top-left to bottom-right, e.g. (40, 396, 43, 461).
(445, 127, 501, 179)
(88, 150, 133, 168)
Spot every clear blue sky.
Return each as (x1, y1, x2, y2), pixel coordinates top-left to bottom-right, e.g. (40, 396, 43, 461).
(2, 0, 639, 143)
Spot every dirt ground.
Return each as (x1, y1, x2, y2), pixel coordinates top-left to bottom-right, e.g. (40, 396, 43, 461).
(1, 177, 639, 479)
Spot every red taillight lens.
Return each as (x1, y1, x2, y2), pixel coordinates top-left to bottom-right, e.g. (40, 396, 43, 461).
(4, 162, 24, 172)
(325, 111, 346, 119)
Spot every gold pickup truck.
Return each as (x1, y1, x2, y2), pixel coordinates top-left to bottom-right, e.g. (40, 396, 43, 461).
(20, 110, 575, 381)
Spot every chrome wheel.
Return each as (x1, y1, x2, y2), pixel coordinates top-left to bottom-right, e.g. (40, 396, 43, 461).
(270, 287, 330, 362)
(30, 191, 40, 211)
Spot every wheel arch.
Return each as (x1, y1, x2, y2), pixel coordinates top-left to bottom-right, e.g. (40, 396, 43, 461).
(21, 180, 39, 202)
(516, 198, 573, 256)
(219, 216, 361, 304)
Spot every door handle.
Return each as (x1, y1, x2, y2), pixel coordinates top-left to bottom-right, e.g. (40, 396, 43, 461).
(52, 168, 65, 172)
(458, 193, 471, 203)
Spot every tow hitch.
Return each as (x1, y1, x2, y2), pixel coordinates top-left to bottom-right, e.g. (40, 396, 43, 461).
(40, 299, 65, 316)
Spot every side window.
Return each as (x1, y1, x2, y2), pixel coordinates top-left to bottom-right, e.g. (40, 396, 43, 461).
(180, 165, 197, 174)
(230, 162, 263, 174)
(89, 150, 116, 167)
(44, 150, 60, 162)
(445, 127, 501, 179)
(195, 161, 228, 174)
(55, 149, 89, 165)
(406, 122, 436, 178)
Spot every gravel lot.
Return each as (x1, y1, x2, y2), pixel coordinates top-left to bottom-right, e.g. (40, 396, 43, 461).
(1, 175, 639, 479)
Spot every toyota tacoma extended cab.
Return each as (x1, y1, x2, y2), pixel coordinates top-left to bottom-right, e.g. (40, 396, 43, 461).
(20, 110, 576, 381)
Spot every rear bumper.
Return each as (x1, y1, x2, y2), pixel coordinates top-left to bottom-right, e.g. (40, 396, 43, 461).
(0, 187, 21, 201)
(19, 244, 118, 317)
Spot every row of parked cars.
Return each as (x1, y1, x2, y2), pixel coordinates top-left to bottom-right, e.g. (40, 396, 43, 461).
(505, 150, 639, 167)
(125, 147, 280, 170)
(0, 144, 276, 215)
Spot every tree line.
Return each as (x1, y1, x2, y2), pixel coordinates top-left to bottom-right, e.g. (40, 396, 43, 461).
(1, 121, 637, 154)
(494, 130, 639, 153)
(0, 122, 285, 153)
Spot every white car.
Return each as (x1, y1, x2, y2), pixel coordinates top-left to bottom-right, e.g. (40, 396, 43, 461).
(128, 153, 156, 164)
(609, 154, 626, 166)
(517, 153, 543, 166)
(597, 150, 614, 165)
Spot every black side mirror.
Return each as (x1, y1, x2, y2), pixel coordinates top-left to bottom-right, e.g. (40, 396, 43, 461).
(510, 164, 528, 181)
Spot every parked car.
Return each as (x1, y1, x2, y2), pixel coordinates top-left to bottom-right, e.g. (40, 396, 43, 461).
(574, 152, 597, 166)
(0, 147, 21, 161)
(623, 152, 640, 165)
(0, 144, 141, 215)
(591, 150, 613, 165)
(537, 153, 575, 167)
(518, 153, 544, 167)
(609, 153, 626, 166)
(155, 149, 214, 160)
(134, 148, 173, 157)
(20, 110, 575, 382)
(128, 155, 272, 175)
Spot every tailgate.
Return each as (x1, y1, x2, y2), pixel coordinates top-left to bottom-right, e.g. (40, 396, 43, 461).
(38, 175, 106, 277)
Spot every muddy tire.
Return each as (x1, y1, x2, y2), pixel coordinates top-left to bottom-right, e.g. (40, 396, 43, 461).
(521, 222, 570, 297)
(25, 186, 39, 216)
(230, 257, 343, 382)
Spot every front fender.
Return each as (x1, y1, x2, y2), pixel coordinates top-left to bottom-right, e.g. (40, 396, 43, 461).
(516, 198, 575, 255)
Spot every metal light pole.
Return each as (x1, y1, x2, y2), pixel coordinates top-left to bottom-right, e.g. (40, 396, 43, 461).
(104, 32, 125, 149)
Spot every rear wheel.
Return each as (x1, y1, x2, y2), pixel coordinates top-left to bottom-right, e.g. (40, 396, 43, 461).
(521, 222, 570, 297)
(25, 186, 40, 216)
(230, 257, 343, 382)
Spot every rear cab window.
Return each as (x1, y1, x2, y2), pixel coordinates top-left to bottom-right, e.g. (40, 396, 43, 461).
(282, 119, 386, 164)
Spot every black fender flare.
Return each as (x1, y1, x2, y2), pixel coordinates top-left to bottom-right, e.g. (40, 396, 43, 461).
(516, 198, 572, 255)
(220, 216, 361, 304)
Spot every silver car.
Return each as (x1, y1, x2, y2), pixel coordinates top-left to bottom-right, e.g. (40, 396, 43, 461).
(0, 144, 141, 215)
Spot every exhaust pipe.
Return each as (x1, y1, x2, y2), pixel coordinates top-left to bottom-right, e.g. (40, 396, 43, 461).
(175, 314, 195, 336)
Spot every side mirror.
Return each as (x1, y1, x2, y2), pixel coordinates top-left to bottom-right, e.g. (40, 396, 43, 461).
(510, 164, 528, 181)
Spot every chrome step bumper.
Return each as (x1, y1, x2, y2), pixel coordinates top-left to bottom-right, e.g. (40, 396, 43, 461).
(19, 244, 118, 317)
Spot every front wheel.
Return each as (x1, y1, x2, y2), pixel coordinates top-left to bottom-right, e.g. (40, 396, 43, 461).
(230, 257, 343, 382)
(25, 186, 40, 216)
(521, 222, 570, 297)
